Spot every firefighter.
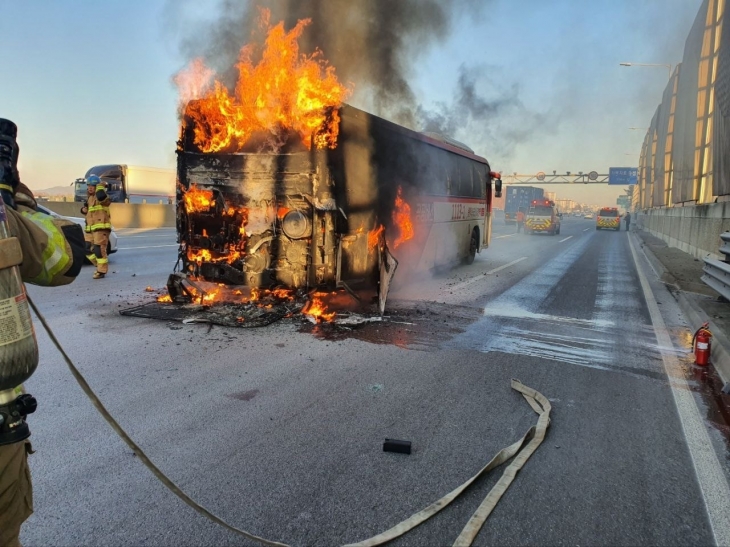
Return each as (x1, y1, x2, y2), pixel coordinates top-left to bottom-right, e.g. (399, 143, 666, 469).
(84, 174, 112, 279)
(516, 207, 526, 233)
(0, 138, 84, 545)
(624, 211, 631, 231)
(79, 186, 94, 260)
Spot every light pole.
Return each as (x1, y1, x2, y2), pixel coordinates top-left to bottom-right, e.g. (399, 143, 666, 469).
(620, 62, 672, 80)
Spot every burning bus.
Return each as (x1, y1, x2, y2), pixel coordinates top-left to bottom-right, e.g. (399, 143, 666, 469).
(166, 11, 501, 315)
(173, 102, 502, 312)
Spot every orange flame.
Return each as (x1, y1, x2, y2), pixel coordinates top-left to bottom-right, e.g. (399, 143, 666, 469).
(184, 185, 214, 213)
(176, 9, 351, 153)
(272, 288, 295, 301)
(187, 248, 213, 263)
(157, 294, 173, 303)
(201, 288, 221, 306)
(392, 187, 414, 249)
(302, 293, 336, 322)
(367, 225, 385, 251)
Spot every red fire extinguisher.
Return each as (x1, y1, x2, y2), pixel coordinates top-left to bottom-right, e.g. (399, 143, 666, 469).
(692, 322, 713, 366)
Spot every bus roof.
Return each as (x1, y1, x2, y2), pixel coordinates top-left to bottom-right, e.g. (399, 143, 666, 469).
(339, 104, 490, 166)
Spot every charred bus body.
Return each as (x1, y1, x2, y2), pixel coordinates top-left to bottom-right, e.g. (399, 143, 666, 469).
(175, 103, 500, 307)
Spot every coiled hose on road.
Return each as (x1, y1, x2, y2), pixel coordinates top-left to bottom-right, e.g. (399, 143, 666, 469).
(29, 296, 551, 547)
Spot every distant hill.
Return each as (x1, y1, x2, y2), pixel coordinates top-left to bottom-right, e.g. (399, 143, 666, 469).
(34, 185, 74, 198)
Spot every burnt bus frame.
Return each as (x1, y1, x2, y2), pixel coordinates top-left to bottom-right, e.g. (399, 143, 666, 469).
(175, 103, 494, 296)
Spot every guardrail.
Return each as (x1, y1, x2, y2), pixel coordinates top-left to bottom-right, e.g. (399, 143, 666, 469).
(702, 258, 730, 301)
(703, 230, 730, 300)
(720, 232, 730, 263)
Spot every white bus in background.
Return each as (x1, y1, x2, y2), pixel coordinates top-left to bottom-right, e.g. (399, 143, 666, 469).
(74, 165, 175, 204)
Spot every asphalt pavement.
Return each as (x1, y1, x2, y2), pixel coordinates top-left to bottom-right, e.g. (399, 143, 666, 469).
(19, 218, 730, 546)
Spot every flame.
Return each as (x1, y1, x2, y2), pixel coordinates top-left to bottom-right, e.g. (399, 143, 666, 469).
(302, 293, 336, 322)
(176, 9, 351, 153)
(367, 225, 385, 251)
(272, 288, 295, 301)
(201, 288, 221, 306)
(188, 248, 213, 263)
(392, 187, 414, 249)
(184, 185, 214, 213)
(144, 286, 154, 292)
(157, 294, 173, 303)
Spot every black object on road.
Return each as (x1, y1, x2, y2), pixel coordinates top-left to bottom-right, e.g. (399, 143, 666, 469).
(383, 438, 412, 454)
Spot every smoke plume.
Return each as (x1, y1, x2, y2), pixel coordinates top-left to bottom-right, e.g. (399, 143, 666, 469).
(167, 1, 491, 123)
(418, 65, 551, 159)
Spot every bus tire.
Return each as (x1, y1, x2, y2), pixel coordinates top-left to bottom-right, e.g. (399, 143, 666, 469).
(465, 228, 478, 265)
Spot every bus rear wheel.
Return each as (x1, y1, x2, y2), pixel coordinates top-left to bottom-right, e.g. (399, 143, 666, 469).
(465, 228, 478, 265)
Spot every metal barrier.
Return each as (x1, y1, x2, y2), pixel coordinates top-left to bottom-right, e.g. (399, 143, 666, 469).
(720, 232, 730, 263)
(703, 263, 730, 303)
(701, 232, 730, 300)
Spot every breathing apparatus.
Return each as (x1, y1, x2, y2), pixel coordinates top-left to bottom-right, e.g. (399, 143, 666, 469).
(0, 118, 39, 446)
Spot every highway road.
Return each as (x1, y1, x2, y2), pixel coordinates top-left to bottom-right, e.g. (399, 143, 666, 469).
(20, 216, 730, 546)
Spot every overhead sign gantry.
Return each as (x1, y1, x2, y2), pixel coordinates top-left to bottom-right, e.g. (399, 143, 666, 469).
(502, 168, 637, 185)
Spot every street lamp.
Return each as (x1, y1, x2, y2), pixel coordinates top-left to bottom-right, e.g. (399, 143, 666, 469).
(620, 62, 672, 80)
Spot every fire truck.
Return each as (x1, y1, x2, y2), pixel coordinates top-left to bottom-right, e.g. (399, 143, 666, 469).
(525, 198, 561, 235)
(174, 103, 502, 311)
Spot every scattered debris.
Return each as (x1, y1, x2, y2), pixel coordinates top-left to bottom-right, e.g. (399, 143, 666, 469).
(383, 438, 412, 454)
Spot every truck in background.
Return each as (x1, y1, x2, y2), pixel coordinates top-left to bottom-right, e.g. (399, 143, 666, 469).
(504, 186, 544, 224)
(74, 165, 175, 203)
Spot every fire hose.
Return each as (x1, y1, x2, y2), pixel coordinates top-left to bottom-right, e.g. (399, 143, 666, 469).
(23, 297, 555, 547)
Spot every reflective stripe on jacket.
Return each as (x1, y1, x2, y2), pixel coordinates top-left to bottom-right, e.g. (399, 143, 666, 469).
(6, 184, 85, 286)
(86, 193, 111, 232)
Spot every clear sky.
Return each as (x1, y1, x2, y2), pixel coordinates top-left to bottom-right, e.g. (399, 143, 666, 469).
(0, 0, 702, 205)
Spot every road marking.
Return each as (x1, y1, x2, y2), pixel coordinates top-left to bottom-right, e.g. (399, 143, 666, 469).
(494, 233, 517, 239)
(583, 227, 591, 232)
(448, 257, 528, 292)
(118, 244, 179, 250)
(628, 234, 730, 546)
(559, 236, 573, 243)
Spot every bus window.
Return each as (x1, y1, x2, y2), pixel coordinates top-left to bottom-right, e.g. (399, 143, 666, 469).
(474, 165, 486, 199)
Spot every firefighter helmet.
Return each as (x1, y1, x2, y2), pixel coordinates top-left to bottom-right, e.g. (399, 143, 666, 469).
(86, 175, 101, 186)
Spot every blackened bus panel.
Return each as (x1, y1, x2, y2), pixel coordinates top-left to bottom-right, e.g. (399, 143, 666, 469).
(177, 102, 493, 293)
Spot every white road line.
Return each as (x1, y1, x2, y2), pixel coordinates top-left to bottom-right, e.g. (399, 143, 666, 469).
(448, 257, 528, 292)
(118, 244, 179, 250)
(583, 227, 591, 232)
(486, 257, 528, 274)
(559, 236, 573, 243)
(629, 234, 730, 546)
(494, 233, 518, 239)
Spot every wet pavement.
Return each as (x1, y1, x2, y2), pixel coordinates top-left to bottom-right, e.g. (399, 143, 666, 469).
(18, 219, 730, 546)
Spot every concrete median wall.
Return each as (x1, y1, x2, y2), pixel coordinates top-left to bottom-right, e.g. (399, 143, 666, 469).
(639, 202, 730, 260)
(42, 202, 176, 229)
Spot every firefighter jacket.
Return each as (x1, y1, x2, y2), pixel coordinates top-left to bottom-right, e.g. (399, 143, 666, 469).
(5, 183, 85, 286)
(86, 185, 112, 232)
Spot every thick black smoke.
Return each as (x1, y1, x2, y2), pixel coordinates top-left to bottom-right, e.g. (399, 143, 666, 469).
(167, 0, 489, 125)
